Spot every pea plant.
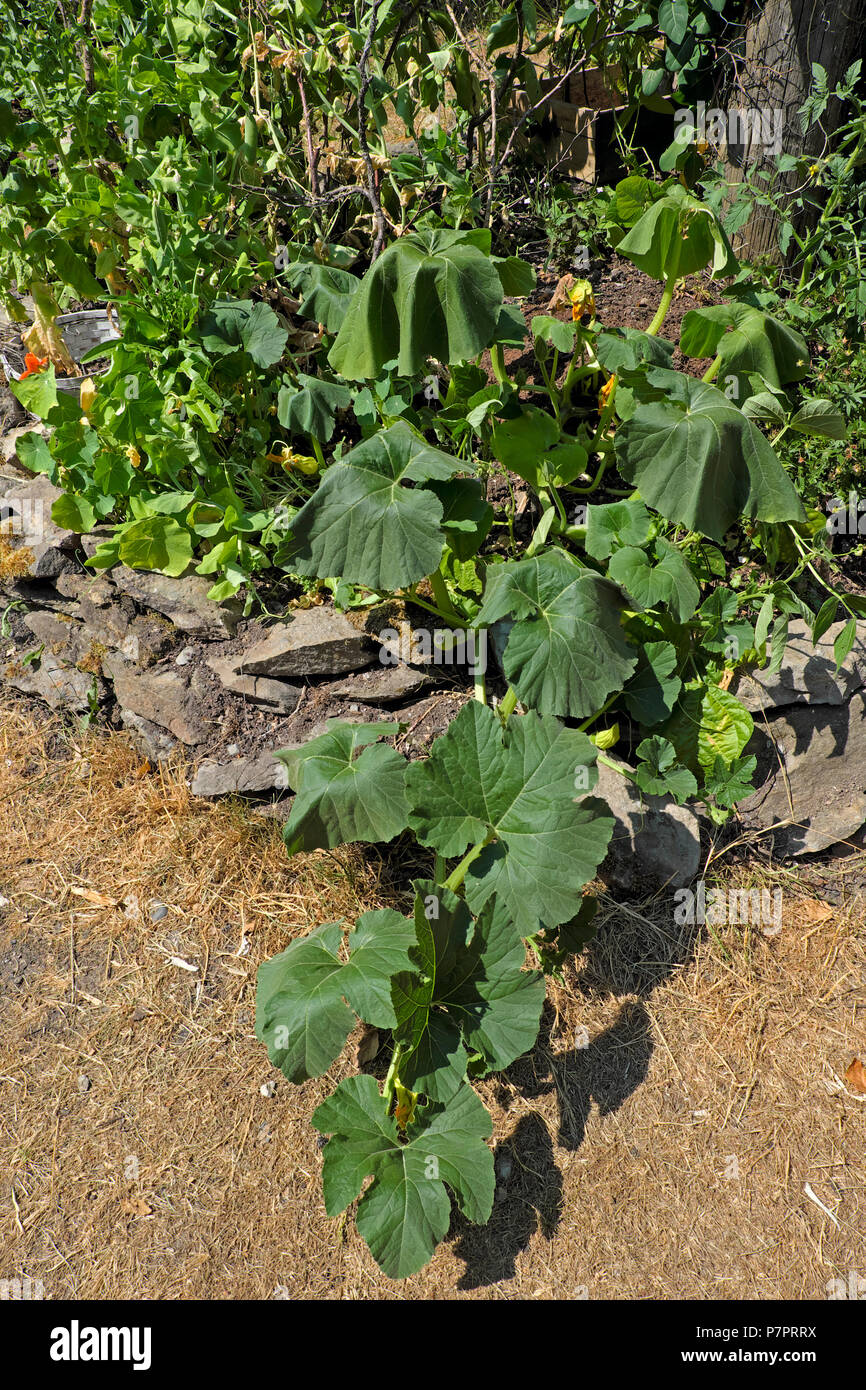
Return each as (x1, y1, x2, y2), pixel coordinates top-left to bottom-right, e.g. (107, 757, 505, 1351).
(255, 184, 852, 1277)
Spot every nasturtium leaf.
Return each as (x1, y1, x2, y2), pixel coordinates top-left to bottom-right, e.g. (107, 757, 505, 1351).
(11, 364, 58, 418)
(312, 1075, 494, 1279)
(199, 298, 288, 367)
(585, 500, 653, 560)
(328, 230, 503, 379)
(276, 374, 353, 442)
(475, 550, 636, 718)
(277, 720, 409, 853)
(679, 303, 809, 387)
(117, 515, 194, 576)
(392, 882, 545, 1100)
(51, 492, 97, 533)
(617, 185, 738, 280)
(615, 369, 806, 541)
(623, 641, 682, 725)
(255, 910, 415, 1082)
(406, 702, 615, 933)
(277, 422, 472, 589)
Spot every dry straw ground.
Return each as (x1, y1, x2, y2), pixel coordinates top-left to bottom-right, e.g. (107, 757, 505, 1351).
(0, 692, 863, 1300)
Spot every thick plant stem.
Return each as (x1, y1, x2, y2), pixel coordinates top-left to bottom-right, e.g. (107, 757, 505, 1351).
(490, 342, 508, 386)
(383, 1042, 403, 1103)
(497, 686, 518, 721)
(646, 272, 677, 338)
(701, 354, 722, 384)
(428, 568, 461, 624)
(443, 832, 495, 893)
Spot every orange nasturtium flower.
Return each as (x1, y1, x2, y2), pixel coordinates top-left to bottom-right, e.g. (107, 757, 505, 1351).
(19, 351, 48, 379)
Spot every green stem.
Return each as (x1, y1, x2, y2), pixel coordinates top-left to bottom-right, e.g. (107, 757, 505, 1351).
(701, 354, 722, 384)
(498, 686, 519, 721)
(490, 343, 508, 387)
(383, 1043, 403, 1104)
(596, 750, 635, 779)
(428, 568, 462, 624)
(443, 832, 496, 893)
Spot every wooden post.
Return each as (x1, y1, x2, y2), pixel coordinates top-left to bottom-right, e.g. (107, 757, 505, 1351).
(722, 0, 866, 261)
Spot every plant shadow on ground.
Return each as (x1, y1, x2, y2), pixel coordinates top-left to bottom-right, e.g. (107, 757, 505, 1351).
(450, 901, 702, 1289)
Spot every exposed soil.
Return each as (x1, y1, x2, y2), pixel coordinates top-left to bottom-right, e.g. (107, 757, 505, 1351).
(0, 698, 863, 1299)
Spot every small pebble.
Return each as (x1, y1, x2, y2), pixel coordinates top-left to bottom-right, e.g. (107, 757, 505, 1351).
(226, 743, 240, 757)
(149, 901, 168, 922)
(260, 1080, 277, 1098)
(77, 1073, 91, 1094)
(495, 1151, 513, 1182)
(175, 647, 196, 666)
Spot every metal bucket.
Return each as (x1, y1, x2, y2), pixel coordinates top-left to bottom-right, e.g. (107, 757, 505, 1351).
(0, 306, 121, 395)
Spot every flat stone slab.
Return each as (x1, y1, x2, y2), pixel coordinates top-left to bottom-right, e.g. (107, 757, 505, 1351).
(325, 663, 431, 703)
(595, 756, 701, 893)
(106, 657, 215, 745)
(738, 692, 866, 854)
(191, 751, 293, 797)
(734, 617, 866, 713)
(108, 565, 242, 640)
(0, 475, 77, 578)
(120, 711, 177, 763)
(238, 607, 372, 678)
(207, 654, 302, 714)
(3, 647, 101, 712)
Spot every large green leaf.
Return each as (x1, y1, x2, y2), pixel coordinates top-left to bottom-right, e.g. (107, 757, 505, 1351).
(607, 538, 699, 621)
(491, 408, 588, 490)
(617, 185, 738, 280)
(277, 422, 472, 589)
(199, 298, 288, 367)
(406, 703, 614, 933)
(312, 1076, 494, 1278)
(255, 911, 415, 1082)
(328, 230, 503, 379)
(679, 303, 809, 387)
(615, 370, 805, 541)
(663, 685, 754, 772)
(622, 641, 682, 726)
(277, 374, 353, 442)
(277, 721, 409, 853)
(475, 551, 636, 718)
(283, 262, 360, 332)
(391, 882, 545, 1100)
(585, 500, 653, 560)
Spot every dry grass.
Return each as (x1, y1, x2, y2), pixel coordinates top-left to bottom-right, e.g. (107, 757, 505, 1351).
(0, 693, 864, 1300)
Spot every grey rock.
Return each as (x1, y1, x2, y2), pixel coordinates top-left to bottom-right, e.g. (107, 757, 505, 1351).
(174, 646, 196, 666)
(207, 653, 302, 715)
(23, 608, 91, 661)
(238, 608, 372, 678)
(594, 757, 701, 893)
(3, 646, 101, 712)
(325, 663, 431, 704)
(149, 901, 168, 923)
(191, 750, 293, 797)
(738, 692, 866, 854)
(735, 618, 866, 713)
(0, 475, 78, 578)
(79, 527, 116, 559)
(53, 573, 175, 665)
(119, 710, 177, 763)
(109, 565, 242, 639)
(106, 656, 214, 745)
